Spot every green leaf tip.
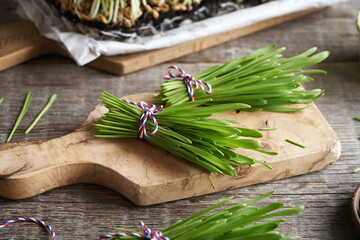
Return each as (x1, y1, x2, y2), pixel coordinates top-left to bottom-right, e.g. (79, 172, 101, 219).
(25, 94, 57, 134)
(353, 117, 360, 122)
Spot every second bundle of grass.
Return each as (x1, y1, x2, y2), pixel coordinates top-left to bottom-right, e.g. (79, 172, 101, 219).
(159, 44, 329, 112)
(101, 191, 304, 240)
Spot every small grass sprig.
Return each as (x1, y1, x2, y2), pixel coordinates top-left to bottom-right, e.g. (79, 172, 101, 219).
(353, 117, 360, 122)
(0, 98, 3, 105)
(285, 139, 306, 149)
(259, 127, 277, 131)
(94, 91, 277, 176)
(158, 44, 328, 111)
(102, 191, 304, 240)
(6, 92, 32, 143)
(25, 94, 57, 134)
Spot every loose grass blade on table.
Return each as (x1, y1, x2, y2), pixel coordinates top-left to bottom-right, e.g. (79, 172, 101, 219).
(158, 44, 328, 111)
(25, 94, 57, 134)
(94, 91, 276, 176)
(6, 92, 32, 143)
(100, 191, 304, 240)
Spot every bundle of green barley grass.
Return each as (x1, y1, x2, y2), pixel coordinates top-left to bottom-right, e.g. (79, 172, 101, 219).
(100, 191, 304, 240)
(49, 0, 269, 38)
(94, 91, 276, 176)
(159, 44, 329, 112)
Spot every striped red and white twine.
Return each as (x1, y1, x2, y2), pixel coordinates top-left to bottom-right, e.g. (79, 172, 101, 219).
(164, 65, 212, 102)
(121, 99, 163, 139)
(99, 220, 169, 240)
(0, 218, 168, 240)
(0, 217, 56, 240)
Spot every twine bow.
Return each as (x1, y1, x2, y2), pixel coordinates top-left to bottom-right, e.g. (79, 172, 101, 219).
(122, 99, 163, 139)
(164, 65, 212, 102)
(99, 220, 169, 240)
(0, 217, 56, 240)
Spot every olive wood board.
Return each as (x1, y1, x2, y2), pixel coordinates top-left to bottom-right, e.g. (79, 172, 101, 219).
(0, 92, 340, 206)
(0, 7, 323, 75)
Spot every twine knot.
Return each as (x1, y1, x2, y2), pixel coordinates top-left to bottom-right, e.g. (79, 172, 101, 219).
(140, 221, 169, 240)
(164, 65, 212, 102)
(122, 99, 163, 139)
(99, 221, 169, 240)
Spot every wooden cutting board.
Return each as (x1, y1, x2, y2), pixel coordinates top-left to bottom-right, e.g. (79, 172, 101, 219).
(0, 8, 322, 75)
(0, 92, 340, 206)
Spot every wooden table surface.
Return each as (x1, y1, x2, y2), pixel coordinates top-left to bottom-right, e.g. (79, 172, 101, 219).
(0, 1, 360, 239)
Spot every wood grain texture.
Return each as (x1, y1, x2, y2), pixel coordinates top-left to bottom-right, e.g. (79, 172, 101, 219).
(0, 92, 340, 205)
(0, 0, 360, 239)
(0, 61, 359, 239)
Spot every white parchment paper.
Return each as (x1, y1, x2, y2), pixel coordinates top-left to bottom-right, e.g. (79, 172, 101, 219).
(17, 0, 346, 65)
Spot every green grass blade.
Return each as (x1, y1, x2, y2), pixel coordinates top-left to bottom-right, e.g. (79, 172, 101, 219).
(25, 94, 57, 134)
(107, 192, 303, 240)
(163, 196, 234, 233)
(285, 139, 306, 148)
(6, 92, 32, 143)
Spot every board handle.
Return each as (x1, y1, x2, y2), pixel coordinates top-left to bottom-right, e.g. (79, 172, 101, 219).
(0, 21, 65, 71)
(0, 130, 96, 200)
(0, 104, 110, 200)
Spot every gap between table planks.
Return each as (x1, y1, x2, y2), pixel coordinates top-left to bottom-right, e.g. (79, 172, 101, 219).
(0, 8, 322, 75)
